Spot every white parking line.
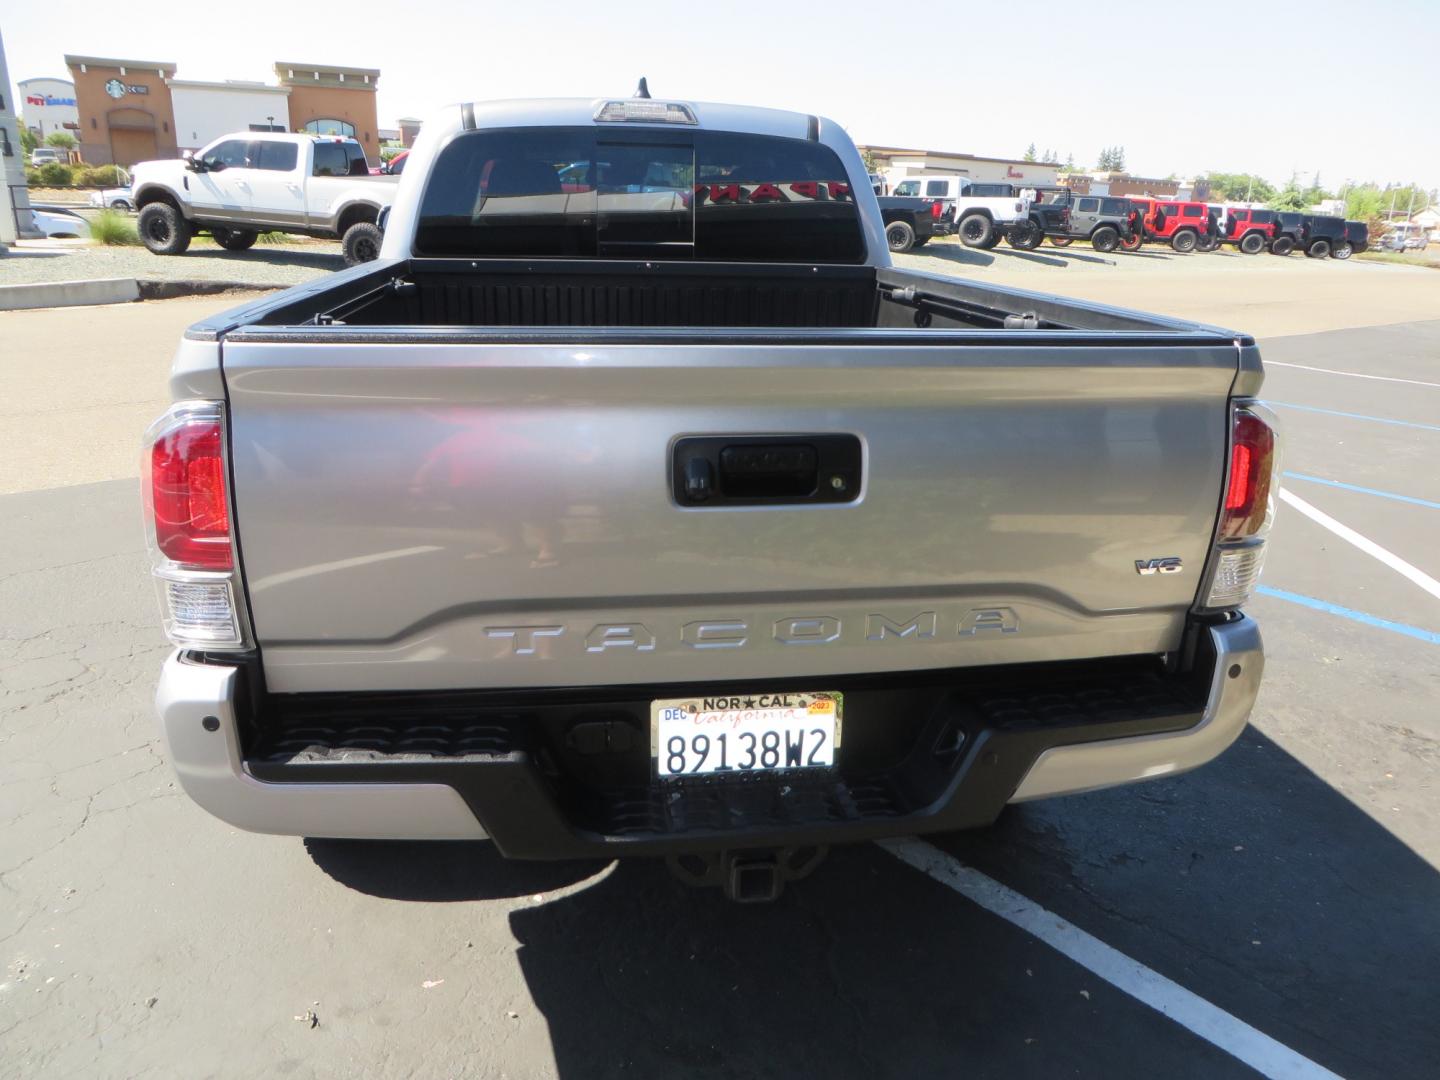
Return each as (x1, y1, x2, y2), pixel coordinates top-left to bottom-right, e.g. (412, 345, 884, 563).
(879, 838, 1342, 1080)
(1266, 361, 1440, 389)
(1279, 488, 1440, 601)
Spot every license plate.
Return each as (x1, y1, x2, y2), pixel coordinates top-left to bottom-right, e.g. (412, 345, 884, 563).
(651, 691, 841, 778)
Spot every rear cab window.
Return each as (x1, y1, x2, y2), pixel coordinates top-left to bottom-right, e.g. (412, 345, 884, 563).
(1077, 198, 1099, 212)
(415, 126, 865, 263)
(1182, 204, 1203, 217)
(312, 142, 349, 177)
(924, 180, 950, 197)
(1100, 198, 1127, 215)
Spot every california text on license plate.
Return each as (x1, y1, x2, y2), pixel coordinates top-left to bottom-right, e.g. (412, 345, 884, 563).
(651, 692, 842, 778)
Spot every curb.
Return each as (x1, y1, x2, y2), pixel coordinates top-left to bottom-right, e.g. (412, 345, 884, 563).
(0, 278, 289, 311)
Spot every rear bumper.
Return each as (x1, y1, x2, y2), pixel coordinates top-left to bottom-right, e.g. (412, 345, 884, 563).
(156, 617, 1262, 853)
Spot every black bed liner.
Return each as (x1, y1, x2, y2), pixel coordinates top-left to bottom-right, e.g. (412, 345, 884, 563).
(185, 257, 1250, 344)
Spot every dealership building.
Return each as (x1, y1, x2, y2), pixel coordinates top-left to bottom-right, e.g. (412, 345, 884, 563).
(60, 55, 382, 166)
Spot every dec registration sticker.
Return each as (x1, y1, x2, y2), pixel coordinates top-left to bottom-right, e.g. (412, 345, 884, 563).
(651, 692, 842, 778)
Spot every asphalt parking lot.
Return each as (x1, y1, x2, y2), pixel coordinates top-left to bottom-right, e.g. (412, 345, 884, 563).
(2, 257, 1437, 1078)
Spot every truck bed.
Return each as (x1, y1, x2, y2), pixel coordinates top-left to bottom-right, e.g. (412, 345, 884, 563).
(188, 258, 1239, 337)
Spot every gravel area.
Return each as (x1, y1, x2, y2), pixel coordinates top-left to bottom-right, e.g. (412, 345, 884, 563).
(0, 237, 342, 288)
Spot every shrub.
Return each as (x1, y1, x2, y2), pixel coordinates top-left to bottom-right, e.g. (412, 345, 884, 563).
(37, 162, 74, 186)
(76, 164, 125, 187)
(43, 131, 78, 149)
(25, 167, 43, 186)
(91, 209, 140, 246)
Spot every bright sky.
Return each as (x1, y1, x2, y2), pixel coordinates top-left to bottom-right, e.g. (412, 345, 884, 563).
(5, 0, 1436, 190)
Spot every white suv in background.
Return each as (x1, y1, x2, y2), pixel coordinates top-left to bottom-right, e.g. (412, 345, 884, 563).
(890, 175, 1032, 248)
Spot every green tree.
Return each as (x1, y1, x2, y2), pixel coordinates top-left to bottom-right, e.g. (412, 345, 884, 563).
(43, 131, 77, 149)
(1065, 152, 1075, 169)
(1269, 175, 1308, 211)
(1199, 172, 1276, 202)
(1111, 146, 1126, 172)
(19, 121, 39, 157)
(1023, 143, 1037, 162)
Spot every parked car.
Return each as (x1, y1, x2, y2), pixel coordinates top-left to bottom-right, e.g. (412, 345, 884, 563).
(30, 147, 62, 168)
(1376, 224, 1428, 251)
(1332, 222, 1367, 259)
(876, 194, 952, 251)
(87, 168, 135, 211)
(1221, 208, 1276, 255)
(1026, 191, 1142, 252)
(892, 175, 1030, 249)
(28, 204, 91, 239)
(130, 132, 397, 265)
(1270, 212, 1307, 255)
(145, 93, 1274, 902)
(1129, 198, 1213, 252)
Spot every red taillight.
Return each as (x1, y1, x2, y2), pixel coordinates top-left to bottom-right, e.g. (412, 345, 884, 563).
(930, 200, 943, 219)
(150, 417, 232, 569)
(1219, 409, 1276, 540)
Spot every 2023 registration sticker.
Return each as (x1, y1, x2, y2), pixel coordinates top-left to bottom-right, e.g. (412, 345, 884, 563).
(651, 692, 842, 778)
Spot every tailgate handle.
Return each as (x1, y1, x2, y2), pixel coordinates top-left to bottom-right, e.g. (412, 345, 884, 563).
(672, 435, 861, 507)
(719, 444, 817, 497)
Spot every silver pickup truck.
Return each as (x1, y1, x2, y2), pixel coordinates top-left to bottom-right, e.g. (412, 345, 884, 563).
(146, 95, 1276, 901)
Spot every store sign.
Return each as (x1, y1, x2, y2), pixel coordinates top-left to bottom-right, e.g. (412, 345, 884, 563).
(104, 79, 149, 99)
(26, 93, 79, 107)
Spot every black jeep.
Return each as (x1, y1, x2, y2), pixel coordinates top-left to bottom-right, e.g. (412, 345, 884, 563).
(1271, 212, 1308, 256)
(1301, 215, 1347, 259)
(1334, 221, 1368, 259)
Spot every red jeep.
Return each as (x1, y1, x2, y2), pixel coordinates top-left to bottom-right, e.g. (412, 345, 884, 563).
(1221, 208, 1278, 255)
(1130, 198, 1212, 252)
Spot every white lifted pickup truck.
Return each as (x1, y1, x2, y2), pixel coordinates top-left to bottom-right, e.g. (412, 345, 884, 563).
(131, 132, 396, 264)
(147, 94, 1274, 902)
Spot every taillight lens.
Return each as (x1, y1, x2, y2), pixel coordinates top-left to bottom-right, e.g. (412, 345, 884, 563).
(1201, 403, 1280, 610)
(151, 416, 232, 569)
(931, 200, 943, 219)
(144, 401, 246, 648)
(1219, 409, 1277, 540)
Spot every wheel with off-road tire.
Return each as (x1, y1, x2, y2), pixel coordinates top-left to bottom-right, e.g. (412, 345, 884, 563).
(137, 202, 192, 255)
(1239, 231, 1265, 255)
(1331, 241, 1353, 260)
(1271, 236, 1295, 256)
(1118, 232, 1142, 252)
(1007, 221, 1043, 250)
(958, 213, 994, 248)
(1195, 234, 1218, 252)
(886, 219, 916, 253)
(1090, 225, 1119, 253)
(342, 221, 384, 265)
(212, 226, 258, 251)
(1306, 239, 1331, 259)
(1170, 229, 1198, 253)
(1050, 236, 1073, 247)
